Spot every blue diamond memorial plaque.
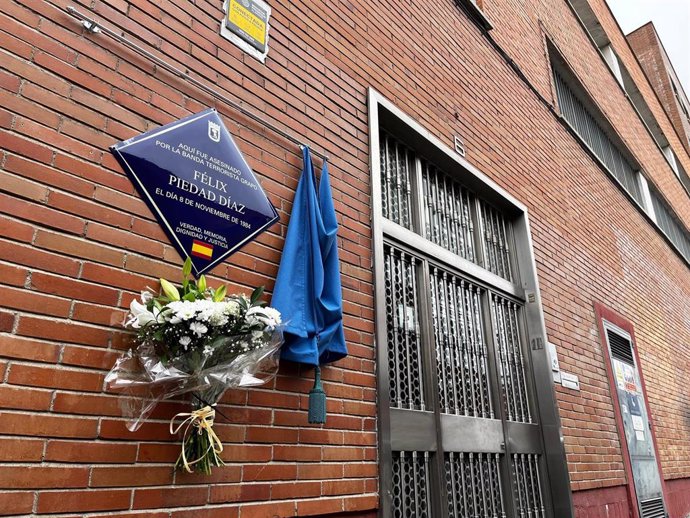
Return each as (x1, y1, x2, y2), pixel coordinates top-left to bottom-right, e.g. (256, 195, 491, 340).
(111, 109, 279, 276)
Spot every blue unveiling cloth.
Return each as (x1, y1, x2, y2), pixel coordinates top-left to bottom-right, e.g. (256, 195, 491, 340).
(272, 147, 347, 366)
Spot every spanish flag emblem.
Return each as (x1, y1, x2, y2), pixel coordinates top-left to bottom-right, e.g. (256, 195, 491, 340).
(191, 239, 213, 259)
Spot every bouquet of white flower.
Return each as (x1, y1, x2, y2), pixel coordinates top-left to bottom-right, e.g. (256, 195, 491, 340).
(106, 258, 283, 474)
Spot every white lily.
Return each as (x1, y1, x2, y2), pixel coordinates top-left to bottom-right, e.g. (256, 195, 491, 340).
(126, 299, 162, 329)
(246, 306, 282, 330)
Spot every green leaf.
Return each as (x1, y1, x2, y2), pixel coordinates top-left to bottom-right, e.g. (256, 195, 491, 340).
(198, 275, 207, 292)
(183, 292, 196, 301)
(160, 278, 180, 301)
(182, 257, 192, 279)
(250, 285, 264, 305)
(213, 285, 227, 302)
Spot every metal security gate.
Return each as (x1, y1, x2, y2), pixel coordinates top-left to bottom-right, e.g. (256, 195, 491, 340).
(382, 237, 544, 518)
(370, 90, 573, 518)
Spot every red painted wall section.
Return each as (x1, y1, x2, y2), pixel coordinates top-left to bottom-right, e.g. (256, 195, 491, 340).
(667, 478, 690, 518)
(572, 478, 690, 518)
(572, 485, 631, 518)
(328, 513, 377, 518)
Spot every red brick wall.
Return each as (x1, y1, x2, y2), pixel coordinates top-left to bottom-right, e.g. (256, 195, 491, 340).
(1, 0, 690, 516)
(627, 22, 690, 155)
(1, 0, 379, 514)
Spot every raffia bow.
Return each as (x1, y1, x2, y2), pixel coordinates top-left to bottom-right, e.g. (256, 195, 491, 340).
(170, 405, 224, 473)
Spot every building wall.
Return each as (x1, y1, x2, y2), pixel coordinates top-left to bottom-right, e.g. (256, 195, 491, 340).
(627, 22, 690, 156)
(572, 485, 631, 518)
(666, 478, 690, 518)
(1, 0, 689, 516)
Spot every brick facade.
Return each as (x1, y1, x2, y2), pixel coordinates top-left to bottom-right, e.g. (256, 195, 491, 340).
(0, 0, 689, 516)
(627, 22, 690, 156)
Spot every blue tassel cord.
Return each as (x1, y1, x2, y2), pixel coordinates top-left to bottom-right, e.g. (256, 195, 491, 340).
(308, 366, 327, 424)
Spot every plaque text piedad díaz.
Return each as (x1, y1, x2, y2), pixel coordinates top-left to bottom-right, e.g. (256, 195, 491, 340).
(154, 139, 250, 225)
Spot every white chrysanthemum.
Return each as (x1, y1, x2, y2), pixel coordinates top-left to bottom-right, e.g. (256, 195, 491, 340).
(197, 304, 214, 322)
(207, 311, 229, 327)
(166, 300, 199, 324)
(189, 322, 208, 337)
(179, 336, 192, 347)
(224, 300, 241, 317)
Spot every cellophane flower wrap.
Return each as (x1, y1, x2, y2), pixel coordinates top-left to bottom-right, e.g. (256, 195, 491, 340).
(106, 259, 283, 474)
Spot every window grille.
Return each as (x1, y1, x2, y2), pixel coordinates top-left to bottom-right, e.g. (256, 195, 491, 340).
(444, 452, 505, 517)
(430, 266, 493, 418)
(380, 132, 414, 230)
(384, 244, 425, 410)
(380, 133, 515, 281)
(672, 81, 689, 119)
(422, 162, 476, 262)
(392, 451, 432, 518)
(552, 68, 643, 204)
(479, 200, 514, 281)
(553, 64, 690, 266)
(512, 453, 546, 518)
(675, 158, 690, 195)
(491, 294, 532, 423)
(650, 189, 690, 261)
